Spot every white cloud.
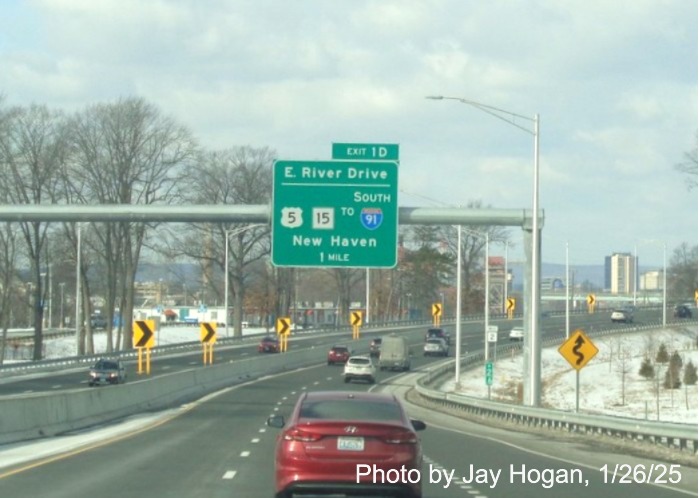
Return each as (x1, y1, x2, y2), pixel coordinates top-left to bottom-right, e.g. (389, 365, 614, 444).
(0, 0, 695, 265)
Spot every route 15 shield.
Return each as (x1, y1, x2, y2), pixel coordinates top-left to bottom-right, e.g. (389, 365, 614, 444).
(360, 208, 383, 230)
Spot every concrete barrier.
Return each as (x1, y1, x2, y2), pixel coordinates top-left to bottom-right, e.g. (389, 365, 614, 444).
(0, 344, 323, 445)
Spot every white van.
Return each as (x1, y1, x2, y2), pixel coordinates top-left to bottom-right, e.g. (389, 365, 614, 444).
(378, 334, 411, 371)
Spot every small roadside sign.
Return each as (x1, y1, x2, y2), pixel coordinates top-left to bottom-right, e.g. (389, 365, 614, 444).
(558, 329, 599, 371)
(200, 322, 217, 344)
(133, 320, 155, 348)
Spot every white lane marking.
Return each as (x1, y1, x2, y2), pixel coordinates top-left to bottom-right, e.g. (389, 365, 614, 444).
(259, 428, 266, 433)
(251, 438, 260, 443)
(282, 396, 288, 400)
(52, 385, 62, 389)
(222, 471, 237, 479)
(273, 407, 279, 411)
(240, 451, 250, 457)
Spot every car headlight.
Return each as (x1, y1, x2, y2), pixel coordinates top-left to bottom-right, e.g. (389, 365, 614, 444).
(89, 371, 98, 377)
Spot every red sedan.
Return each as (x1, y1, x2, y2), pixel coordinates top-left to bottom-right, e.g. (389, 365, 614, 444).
(267, 391, 426, 498)
(258, 336, 280, 353)
(327, 345, 351, 365)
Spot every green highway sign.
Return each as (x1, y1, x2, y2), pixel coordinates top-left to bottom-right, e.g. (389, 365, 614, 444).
(485, 361, 494, 386)
(271, 160, 399, 268)
(332, 143, 399, 161)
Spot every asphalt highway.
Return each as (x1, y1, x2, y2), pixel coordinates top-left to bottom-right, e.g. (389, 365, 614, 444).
(0, 308, 674, 396)
(0, 327, 695, 498)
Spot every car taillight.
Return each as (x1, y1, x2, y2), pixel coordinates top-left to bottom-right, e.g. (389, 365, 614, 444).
(283, 428, 323, 442)
(383, 431, 418, 444)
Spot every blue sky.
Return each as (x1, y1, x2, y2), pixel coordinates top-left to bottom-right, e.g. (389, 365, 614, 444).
(0, 0, 697, 266)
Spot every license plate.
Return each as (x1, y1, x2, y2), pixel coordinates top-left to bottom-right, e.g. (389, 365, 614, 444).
(337, 437, 364, 451)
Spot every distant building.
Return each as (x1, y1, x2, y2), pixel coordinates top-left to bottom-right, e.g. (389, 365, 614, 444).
(639, 269, 664, 291)
(604, 252, 637, 294)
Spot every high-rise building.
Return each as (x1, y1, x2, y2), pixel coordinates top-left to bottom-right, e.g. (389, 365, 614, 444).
(604, 252, 637, 294)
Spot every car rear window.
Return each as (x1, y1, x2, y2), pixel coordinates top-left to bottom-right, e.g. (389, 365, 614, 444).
(348, 357, 371, 366)
(332, 346, 348, 353)
(299, 400, 403, 422)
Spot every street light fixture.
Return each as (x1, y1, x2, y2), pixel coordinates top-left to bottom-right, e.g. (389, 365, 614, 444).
(427, 95, 542, 406)
(224, 223, 266, 338)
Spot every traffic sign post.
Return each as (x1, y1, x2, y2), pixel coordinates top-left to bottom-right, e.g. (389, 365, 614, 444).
(506, 298, 516, 319)
(200, 322, 217, 365)
(350, 311, 363, 339)
(558, 329, 599, 412)
(272, 160, 399, 268)
(432, 303, 442, 326)
(485, 361, 493, 385)
(133, 319, 155, 374)
(586, 294, 596, 314)
(276, 317, 291, 352)
(485, 361, 494, 400)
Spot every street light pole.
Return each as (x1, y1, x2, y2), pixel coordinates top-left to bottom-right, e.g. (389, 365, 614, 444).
(484, 232, 490, 361)
(663, 243, 667, 328)
(75, 223, 82, 355)
(455, 224, 462, 388)
(427, 95, 542, 406)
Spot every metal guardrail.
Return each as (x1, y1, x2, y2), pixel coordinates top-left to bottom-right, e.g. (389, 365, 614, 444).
(0, 318, 438, 375)
(2, 316, 697, 455)
(414, 321, 699, 454)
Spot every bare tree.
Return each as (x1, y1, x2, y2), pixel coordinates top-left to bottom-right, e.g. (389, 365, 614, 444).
(616, 349, 633, 406)
(0, 222, 20, 364)
(436, 201, 511, 314)
(329, 268, 365, 326)
(62, 97, 198, 351)
(675, 137, 698, 190)
(0, 104, 69, 359)
(668, 243, 698, 302)
(166, 146, 274, 337)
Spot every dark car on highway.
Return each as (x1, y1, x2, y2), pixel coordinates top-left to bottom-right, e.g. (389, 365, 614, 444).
(425, 327, 450, 345)
(674, 304, 693, 318)
(88, 359, 126, 386)
(369, 337, 382, 357)
(267, 391, 426, 498)
(258, 336, 280, 353)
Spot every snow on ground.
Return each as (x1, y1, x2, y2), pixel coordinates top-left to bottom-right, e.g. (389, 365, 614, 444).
(441, 326, 699, 424)
(8, 324, 699, 425)
(5, 324, 275, 362)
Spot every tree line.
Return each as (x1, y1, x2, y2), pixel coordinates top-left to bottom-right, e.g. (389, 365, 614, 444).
(0, 96, 696, 362)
